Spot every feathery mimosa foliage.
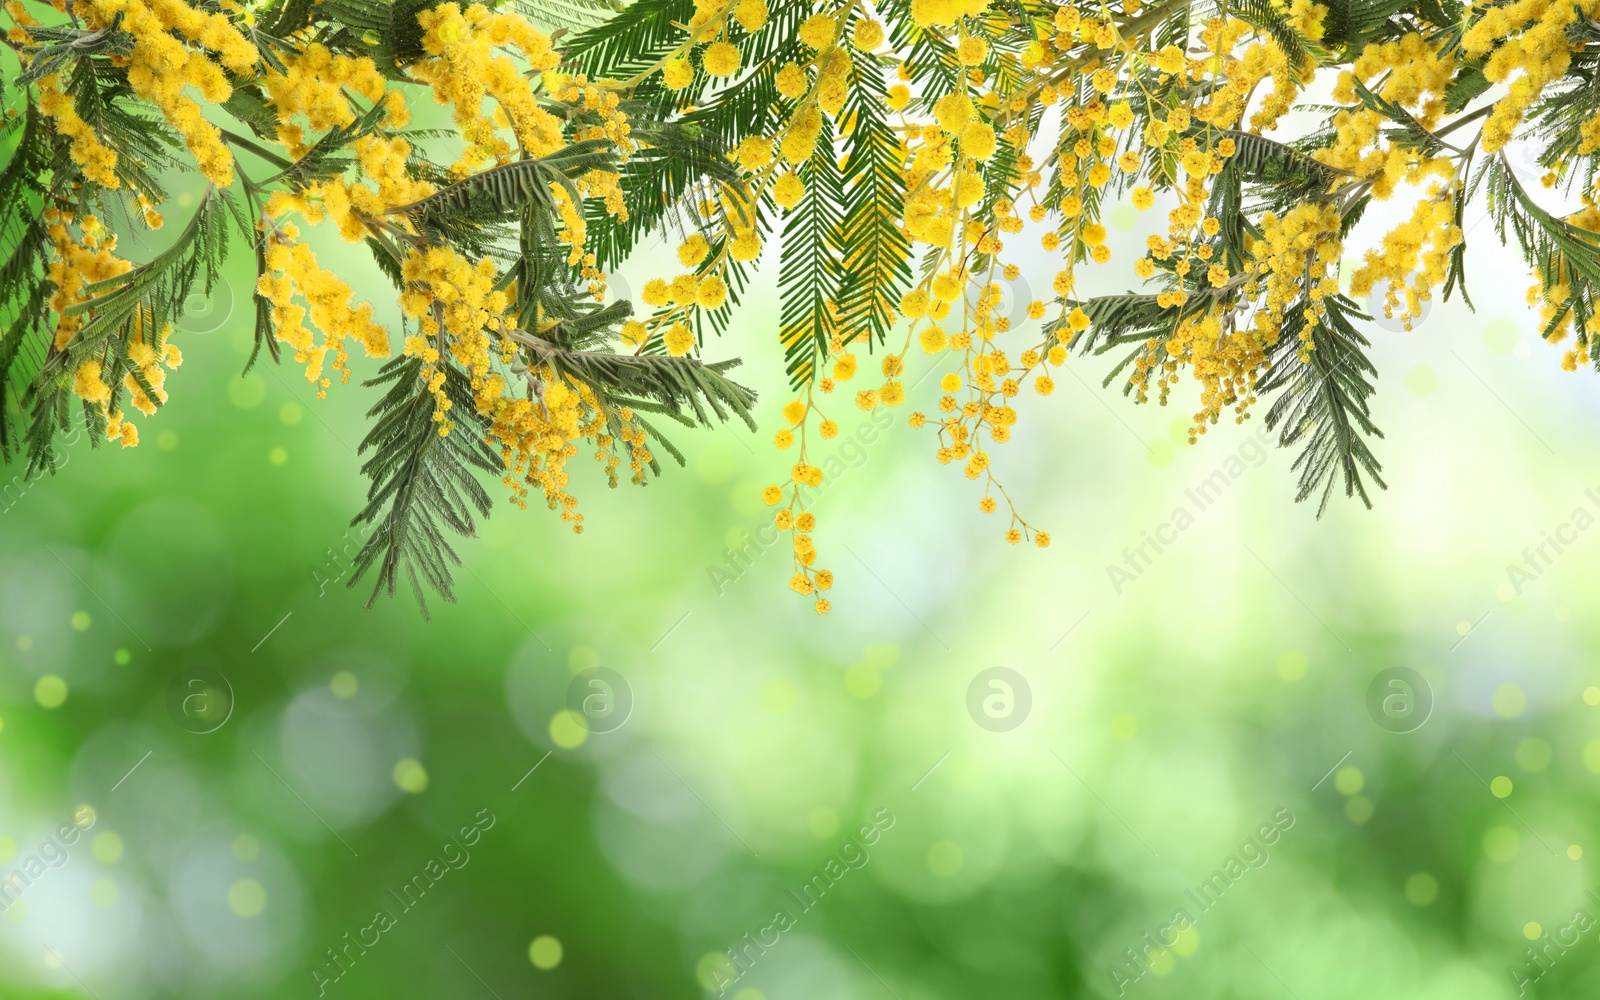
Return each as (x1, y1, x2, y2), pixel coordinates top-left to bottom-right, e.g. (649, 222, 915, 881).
(3, 0, 1599, 614)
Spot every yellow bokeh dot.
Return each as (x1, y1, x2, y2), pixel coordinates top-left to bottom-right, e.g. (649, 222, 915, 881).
(89, 878, 118, 908)
(844, 662, 880, 699)
(1516, 738, 1551, 773)
(1492, 684, 1526, 719)
(1405, 365, 1438, 397)
(1110, 713, 1137, 740)
(228, 373, 266, 409)
(1586, 687, 1600, 707)
(70, 611, 91, 631)
(1485, 825, 1520, 863)
(279, 401, 303, 425)
(392, 758, 429, 793)
(567, 645, 600, 673)
(1583, 739, 1600, 774)
(0, 836, 16, 864)
(696, 952, 740, 991)
(1146, 441, 1175, 468)
(1484, 317, 1518, 354)
(0, 716, 5, 735)
(1404, 872, 1438, 906)
(34, 675, 68, 709)
(1171, 926, 1199, 957)
(91, 832, 123, 864)
(268, 446, 288, 466)
(330, 672, 359, 699)
(1524, 922, 1543, 940)
(548, 710, 588, 749)
(927, 840, 964, 877)
(528, 935, 563, 970)
(156, 429, 178, 451)
(42, 949, 60, 969)
(1344, 796, 1374, 824)
(1147, 947, 1175, 976)
(1455, 620, 1472, 637)
(1276, 650, 1308, 681)
(1569, 844, 1583, 861)
(807, 807, 839, 839)
(227, 878, 266, 918)
(759, 678, 797, 715)
(232, 834, 260, 862)
(1496, 582, 1516, 603)
(16, 635, 32, 651)
(114, 649, 131, 666)
(74, 804, 96, 829)
(1334, 766, 1364, 796)
(1167, 417, 1193, 446)
(695, 443, 738, 485)
(1490, 776, 1514, 799)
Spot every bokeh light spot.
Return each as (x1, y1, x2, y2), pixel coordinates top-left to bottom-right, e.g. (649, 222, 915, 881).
(392, 758, 429, 793)
(1405, 365, 1438, 397)
(1404, 872, 1438, 906)
(549, 710, 589, 749)
(156, 429, 179, 450)
(1569, 844, 1583, 861)
(808, 807, 839, 839)
(528, 935, 563, 970)
(330, 671, 359, 699)
(91, 832, 123, 864)
(89, 878, 118, 908)
(1584, 739, 1600, 774)
(1171, 926, 1199, 956)
(844, 662, 880, 699)
(114, 649, 131, 666)
(0, 836, 16, 864)
(1524, 922, 1543, 940)
(1492, 684, 1526, 719)
(1145, 441, 1174, 468)
(759, 678, 797, 715)
(1585, 686, 1600, 707)
(927, 840, 964, 877)
(1334, 767, 1364, 796)
(279, 401, 303, 425)
(228, 373, 266, 409)
(1344, 796, 1374, 824)
(1276, 649, 1308, 681)
(33, 675, 67, 709)
(227, 878, 266, 918)
(1484, 826, 1520, 863)
(232, 834, 260, 862)
(695, 443, 738, 485)
(1110, 713, 1137, 740)
(69, 610, 91, 631)
(1147, 948, 1175, 976)
(1484, 317, 1518, 354)
(1490, 776, 1513, 798)
(1516, 738, 1551, 773)
(268, 446, 288, 466)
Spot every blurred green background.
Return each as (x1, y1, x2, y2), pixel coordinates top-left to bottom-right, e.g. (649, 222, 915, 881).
(3, 148, 1600, 1000)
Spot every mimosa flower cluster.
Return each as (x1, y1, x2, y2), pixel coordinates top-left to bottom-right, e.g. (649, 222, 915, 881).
(5, 0, 1598, 614)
